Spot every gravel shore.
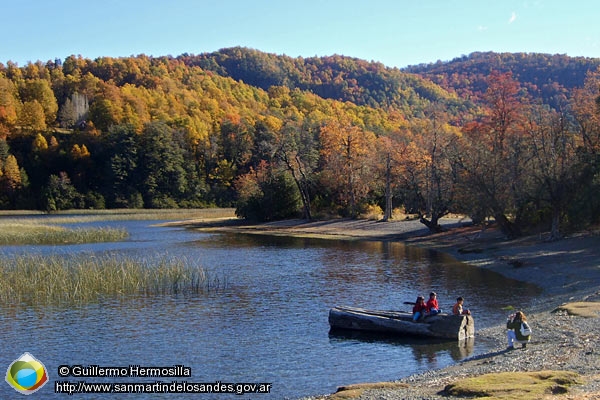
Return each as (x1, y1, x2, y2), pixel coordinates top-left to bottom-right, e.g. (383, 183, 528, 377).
(181, 217, 600, 399)
(329, 305, 600, 400)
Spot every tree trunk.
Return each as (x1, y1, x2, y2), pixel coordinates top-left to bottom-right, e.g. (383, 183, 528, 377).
(383, 153, 392, 221)
(419, 214, 444, 233)
(494, 213, 521, 238)
(549, 208, 562, 241)
(282, 153, 312, 220)
(297, 182, 312, 220)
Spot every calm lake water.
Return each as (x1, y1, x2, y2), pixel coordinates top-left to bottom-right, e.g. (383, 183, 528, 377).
(0, 219, 541, 399)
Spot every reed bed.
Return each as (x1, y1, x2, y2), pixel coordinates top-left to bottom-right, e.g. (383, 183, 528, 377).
(0, 255, 224, 306)
(0, 221, 128, 245)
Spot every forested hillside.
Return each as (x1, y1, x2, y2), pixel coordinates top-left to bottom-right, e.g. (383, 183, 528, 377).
(1, 48, 600, 238)
(181, 47, 468, 115)
(405, 51, 600, 110)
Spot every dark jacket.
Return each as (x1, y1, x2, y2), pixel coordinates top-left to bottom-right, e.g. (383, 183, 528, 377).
(507, 318, 531, 342)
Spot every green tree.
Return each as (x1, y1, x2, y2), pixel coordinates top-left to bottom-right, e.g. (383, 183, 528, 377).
(138, 122, 187, 208)
(105, 124, 140, 207)
(43, 172, 81, 211)
(235, 160, 300, 221)
(0, 139, 10, 161)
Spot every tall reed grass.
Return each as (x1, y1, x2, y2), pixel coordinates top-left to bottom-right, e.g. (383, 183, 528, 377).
(0, 221, 128, 245)
(0, 255, 224, 306)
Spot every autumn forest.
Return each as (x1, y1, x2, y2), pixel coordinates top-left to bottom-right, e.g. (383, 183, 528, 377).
(2, 48, 600, 238)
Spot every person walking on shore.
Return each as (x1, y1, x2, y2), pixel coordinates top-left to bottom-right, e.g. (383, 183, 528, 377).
(506, 311, 532, 349)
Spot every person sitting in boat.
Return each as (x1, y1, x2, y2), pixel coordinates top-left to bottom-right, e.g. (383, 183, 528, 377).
(452, 296, 471, 315)
(412, 296, 427, 321)
(426, 292, 441, 315)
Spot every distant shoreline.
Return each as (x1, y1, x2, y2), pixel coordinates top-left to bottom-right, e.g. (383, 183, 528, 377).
(174, 216, 600, 306)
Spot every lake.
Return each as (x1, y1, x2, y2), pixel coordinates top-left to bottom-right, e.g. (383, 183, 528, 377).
(0, 219, 540, 399)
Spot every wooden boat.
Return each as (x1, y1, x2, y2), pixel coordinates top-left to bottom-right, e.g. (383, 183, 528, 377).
(328, 306, 475, 340)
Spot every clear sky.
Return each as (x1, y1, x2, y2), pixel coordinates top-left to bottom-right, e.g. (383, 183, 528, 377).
(1, 0, 599, 68)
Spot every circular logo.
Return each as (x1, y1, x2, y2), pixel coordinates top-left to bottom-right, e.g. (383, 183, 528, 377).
(5, 353, 49, 395)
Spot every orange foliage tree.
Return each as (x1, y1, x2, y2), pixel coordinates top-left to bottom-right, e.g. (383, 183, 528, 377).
(319, 106, 377, 217)
(399, 108, 461, 232)
(454, 71, 529, 237)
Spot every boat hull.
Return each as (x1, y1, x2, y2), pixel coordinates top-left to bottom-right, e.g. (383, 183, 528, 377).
(328, 306, 474, 340)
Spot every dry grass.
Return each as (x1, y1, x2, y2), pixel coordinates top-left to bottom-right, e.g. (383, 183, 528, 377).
(443, 370, 582, 399)
(328, 382, 409, 399)
(0, 208, 237, 244)
(0, 220, 128, 245)
(554, 302, 600, 318)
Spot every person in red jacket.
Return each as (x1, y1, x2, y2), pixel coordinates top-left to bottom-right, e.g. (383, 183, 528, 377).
(426, 292, 441, 315)
(412, 296, 427, 322)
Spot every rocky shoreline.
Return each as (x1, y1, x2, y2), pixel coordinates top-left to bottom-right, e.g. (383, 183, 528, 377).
(178, 217, 600, 399)
(329, 304, 600, 400)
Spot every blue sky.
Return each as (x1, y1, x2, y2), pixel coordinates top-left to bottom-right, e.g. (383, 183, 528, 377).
(2, 0, 599, 68)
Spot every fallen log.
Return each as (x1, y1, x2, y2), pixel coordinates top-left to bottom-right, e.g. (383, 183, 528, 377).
(328, 305, 475, 340)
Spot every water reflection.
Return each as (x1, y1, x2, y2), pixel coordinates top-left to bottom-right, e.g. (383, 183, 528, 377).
(328, 330, 475, 363)
(0, 220, 541, 399)
(200, 234, 539, 329)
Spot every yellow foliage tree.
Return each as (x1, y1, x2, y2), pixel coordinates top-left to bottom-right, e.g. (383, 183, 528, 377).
(32, 133, 48, 151)
(19, 79, 58, 125)
(18, 100, 47, 131)
(0, 76, 20, 133)
(71, 144, 90, 159)
(2, 154, 21, 190)
(49, 136, 59, 151)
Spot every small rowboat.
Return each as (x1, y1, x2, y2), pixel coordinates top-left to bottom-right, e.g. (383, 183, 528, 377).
(328, 306, 474, 340)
